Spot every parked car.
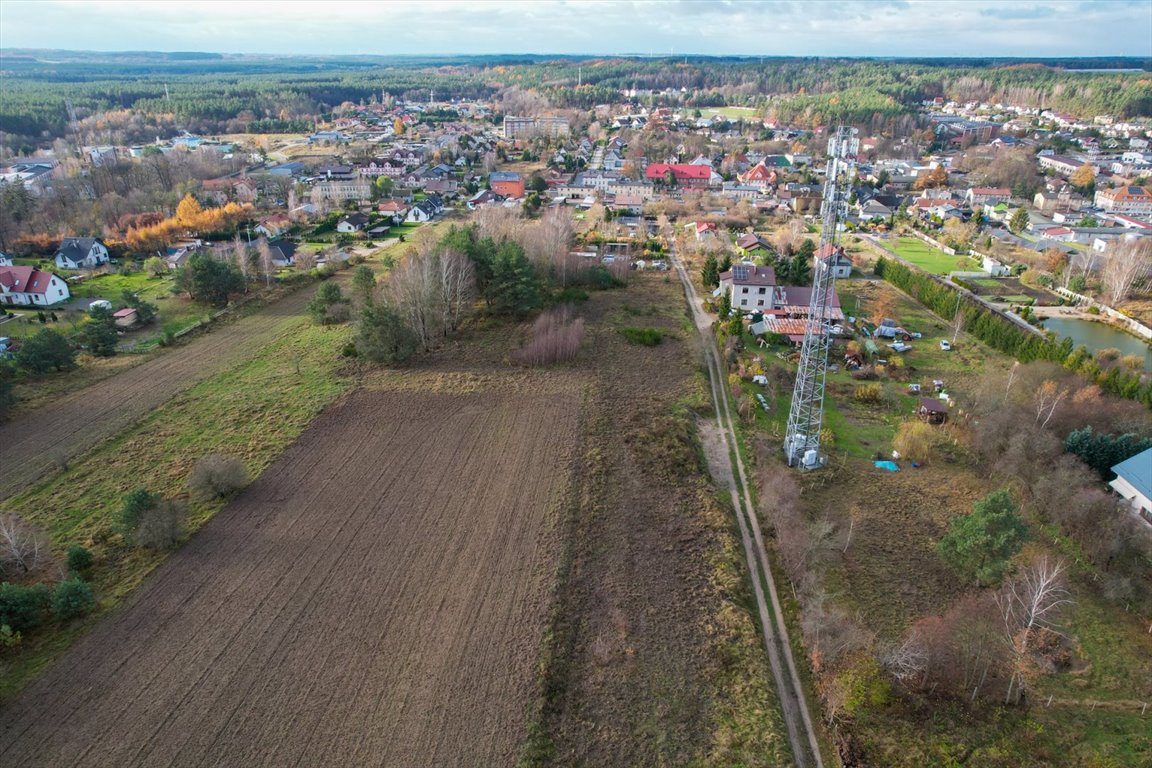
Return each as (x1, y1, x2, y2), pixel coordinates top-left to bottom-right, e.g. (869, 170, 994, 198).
(939, 339, 952, 351)
(888, 341, 912, 353)
(752, 374, 769, 386)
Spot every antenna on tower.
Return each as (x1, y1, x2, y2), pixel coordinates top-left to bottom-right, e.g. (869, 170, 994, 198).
(164, 83, 171, 102)
(783, 125, 859, 469)
(577, 65, 581, 87)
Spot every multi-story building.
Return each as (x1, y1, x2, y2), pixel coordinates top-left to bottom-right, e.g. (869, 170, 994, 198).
(1094, 186, 1152, 216)
(503, 116, 570, 140)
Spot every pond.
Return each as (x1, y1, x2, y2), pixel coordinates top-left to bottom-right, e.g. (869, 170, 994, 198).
(1041, 317, 1152, 372)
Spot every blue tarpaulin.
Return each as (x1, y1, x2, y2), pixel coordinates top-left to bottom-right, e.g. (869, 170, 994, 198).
(874, 460, 900, 472)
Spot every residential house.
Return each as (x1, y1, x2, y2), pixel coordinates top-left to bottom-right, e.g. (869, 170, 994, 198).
(0, 252, 11, 267)
(1034, 187, 1087, 215)
(406, 195, 444, 223)
(718, 263, 843, 323)
(736, 233, 771, 256)
(818, 244, 853, 278)
(965, 187, 1011, 207)
(0, 265, 71, 305)
(489, 171, 525, 198)
(1094, 186, 1152, 216)
(54, 238, 110, 270)
(377, 200, 410, 222)
(1109, 447, 1152, 526)
(255, 214, 293, 238)
(737, 161, 778, 190)
(982, 256, 1011, 277)
(337, 213, 369, 233)
(266, 241, 298, 269)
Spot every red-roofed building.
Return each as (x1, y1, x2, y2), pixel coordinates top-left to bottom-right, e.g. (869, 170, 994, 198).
(1095, 185, 1152, 216)
(645, 163, 712, 189)
(737, 162, 778, 189)
(0, 265, 71, 306)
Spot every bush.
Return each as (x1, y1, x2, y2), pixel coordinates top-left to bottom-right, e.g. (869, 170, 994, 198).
(119, 488, 160, 535)
(188, 454, 249, 501)
(65, 545, 93, 573)
(620, 326, 663, 346)
(134, 499, 186, 550)
(853, 383, 882, 403)
(0, 623, 20, 651)
(356, 302, 417, 364)
(514, 306, 585, 366)
(0, 582, 51, 633)
(52, 577, 95, 621)
(893, 420, 937, 464)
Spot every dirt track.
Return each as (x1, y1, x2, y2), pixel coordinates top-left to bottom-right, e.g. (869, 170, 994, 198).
(0, 389, 576, 767)
(0, 288, 313, 500)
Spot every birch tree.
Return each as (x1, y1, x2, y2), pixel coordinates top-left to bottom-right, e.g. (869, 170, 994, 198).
(1101, 239, 1152, 307)
(995, 556, 1073, 704)
(0, 513, 51, 577)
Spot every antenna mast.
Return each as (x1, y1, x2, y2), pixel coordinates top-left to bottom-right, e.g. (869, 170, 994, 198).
(784, 125, 858, 468)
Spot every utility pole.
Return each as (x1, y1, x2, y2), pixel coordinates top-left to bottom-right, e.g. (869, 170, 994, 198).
(784, 126, 858, 468)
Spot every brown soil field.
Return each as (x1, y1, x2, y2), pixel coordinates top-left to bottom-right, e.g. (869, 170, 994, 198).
(0, 387, 577, 767)
(0, 285, 314, 500)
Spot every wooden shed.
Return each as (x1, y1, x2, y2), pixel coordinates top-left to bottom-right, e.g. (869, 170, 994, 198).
(917, 397, 948, 425)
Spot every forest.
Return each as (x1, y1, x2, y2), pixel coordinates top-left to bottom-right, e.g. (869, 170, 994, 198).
(1, 51, 1149, 153)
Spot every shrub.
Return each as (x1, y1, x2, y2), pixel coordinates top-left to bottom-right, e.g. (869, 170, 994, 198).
(52, 577, 95, 621)
(853, 383, 882, 403)
(134, 499, 186, 550)
(119, 489, 160, 535)
(65, 545, 93, 573)
(0, 623, 20, 651)
(324, 301, 352, 325)
(513, 306, 585, 366)
(893, 420, 937, 464)
(620, 326, 663, 346)
(0, 582, 51, 633)
(188, 454, 249, 501)
(356, 303, 417, 364)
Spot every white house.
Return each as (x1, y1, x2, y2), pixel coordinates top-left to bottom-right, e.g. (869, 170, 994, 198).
(54, 237, 110, 270)
(0, 252, 11, 267)
(0, 265, 71, 305)
(981, 255, 1011, 277)
(336, 213, 368, 233)
(1109, 446, 1152, 527)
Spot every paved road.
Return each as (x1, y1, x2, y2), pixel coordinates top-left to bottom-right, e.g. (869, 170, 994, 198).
(0, 286, 315, 501)
(672, 248, 825, 768)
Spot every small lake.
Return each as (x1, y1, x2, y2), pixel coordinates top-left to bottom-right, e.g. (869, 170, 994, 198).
(1041, 317, 1152, 372)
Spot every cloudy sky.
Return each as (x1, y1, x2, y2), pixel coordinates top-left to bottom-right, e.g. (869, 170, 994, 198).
(1, 0, 1149, 58)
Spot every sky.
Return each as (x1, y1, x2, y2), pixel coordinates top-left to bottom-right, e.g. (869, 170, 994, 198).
(0, 0, 1150, 58)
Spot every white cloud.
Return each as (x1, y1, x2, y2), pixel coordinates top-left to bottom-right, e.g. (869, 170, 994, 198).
(0, 0, 1147, 56)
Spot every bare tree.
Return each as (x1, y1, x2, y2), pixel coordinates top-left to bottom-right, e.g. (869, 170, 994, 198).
(995, 556, 1073, 704)
(256, 237, 274, 286)
(296, 248, 317, 271)
(436, 248, 475, 334)
(387, 242, 443, 350)
(1101, 239, 1152, 307)
(1033, 380, 1067, 428)
(232, 234, 249, 285)
(0, 512, 51, 577)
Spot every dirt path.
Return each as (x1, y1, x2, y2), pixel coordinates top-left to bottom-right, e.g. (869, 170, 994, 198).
(672, 249, 825, 768)
(0, 389, 577, 767)
(0, 286, 315, 500)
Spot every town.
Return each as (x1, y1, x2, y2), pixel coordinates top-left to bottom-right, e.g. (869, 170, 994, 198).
(0, 45, 1150, 768)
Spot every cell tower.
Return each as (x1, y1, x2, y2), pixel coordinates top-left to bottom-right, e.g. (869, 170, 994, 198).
(784, 126, 859, 468)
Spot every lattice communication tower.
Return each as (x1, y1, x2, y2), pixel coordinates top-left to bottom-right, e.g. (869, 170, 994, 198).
(784, 126, 859, 468)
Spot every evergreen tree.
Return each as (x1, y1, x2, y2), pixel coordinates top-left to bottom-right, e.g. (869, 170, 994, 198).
(82, 305, 119, 357)
(702, 253, 720, 287)
(356, 302, 417, 364)
(487, 241, 540, 316)
(938, 489, 1027, 587)
(1009, 208, 1030, 234)
(16, 329, 75, 374)
(188, 252, 244, 308)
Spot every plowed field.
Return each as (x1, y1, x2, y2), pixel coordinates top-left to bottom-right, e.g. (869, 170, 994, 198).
(0, 388, 577, 767)
(0, 287, 314, 500)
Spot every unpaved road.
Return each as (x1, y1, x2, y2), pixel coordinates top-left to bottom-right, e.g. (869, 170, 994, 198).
(672, 249, 825, 768)
(0, 389, 576, 767)
(0, 287, 314, 500)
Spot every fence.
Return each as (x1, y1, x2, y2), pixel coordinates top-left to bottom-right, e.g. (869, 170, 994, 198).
(1056, 287, 1152, 341)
